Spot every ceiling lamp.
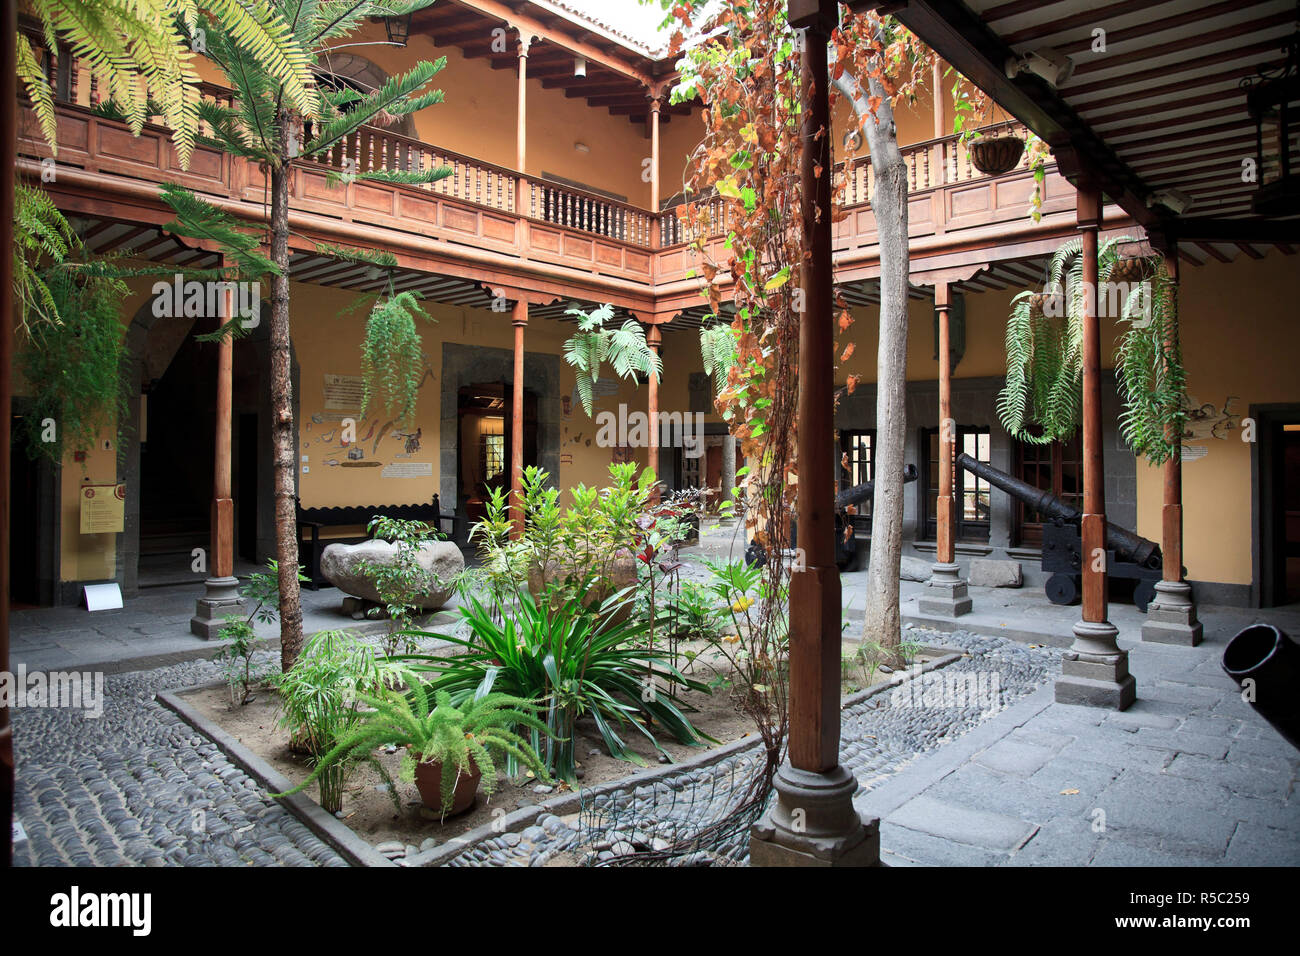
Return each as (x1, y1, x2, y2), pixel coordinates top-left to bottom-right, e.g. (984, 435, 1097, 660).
(574, 56, 587, 77)
(1243, 17, 1300, 217)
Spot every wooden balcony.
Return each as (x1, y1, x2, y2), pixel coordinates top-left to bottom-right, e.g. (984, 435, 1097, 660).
(656, 121, 1075, 285)
(19, 60, 1076, 312)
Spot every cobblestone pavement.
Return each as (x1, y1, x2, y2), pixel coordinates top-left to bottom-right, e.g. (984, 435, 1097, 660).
(11, 657, 349, 867)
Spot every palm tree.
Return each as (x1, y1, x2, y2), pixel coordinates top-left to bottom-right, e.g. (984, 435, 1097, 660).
(168, 0, 449, 671)
(19, 0, 316, 169)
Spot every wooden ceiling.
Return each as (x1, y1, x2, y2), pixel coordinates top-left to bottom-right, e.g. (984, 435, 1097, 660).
(875, 0, 1300, 243)
(408, 0, 694, 125)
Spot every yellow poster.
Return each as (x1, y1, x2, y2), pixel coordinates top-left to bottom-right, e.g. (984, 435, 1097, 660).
(80, 483, 126, 534)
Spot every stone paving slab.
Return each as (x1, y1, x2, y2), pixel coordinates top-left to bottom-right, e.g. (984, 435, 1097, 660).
(887, 795, 1039, 851)
(848, 612, 1299, 866)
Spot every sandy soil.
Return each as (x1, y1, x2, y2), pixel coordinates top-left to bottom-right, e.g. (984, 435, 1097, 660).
(184, 675, 755, 851)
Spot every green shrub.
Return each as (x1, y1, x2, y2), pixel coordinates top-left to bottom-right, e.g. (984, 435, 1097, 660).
(276, 682, 551, 817)
(405, 587, 713, 784)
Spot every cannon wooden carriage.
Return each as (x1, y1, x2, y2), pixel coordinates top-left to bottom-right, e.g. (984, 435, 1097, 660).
(955, 453, 1171, 611)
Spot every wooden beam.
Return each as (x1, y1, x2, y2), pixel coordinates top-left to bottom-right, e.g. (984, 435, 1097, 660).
(443, 0, 654, 86)
(886, 0, 1166, 233)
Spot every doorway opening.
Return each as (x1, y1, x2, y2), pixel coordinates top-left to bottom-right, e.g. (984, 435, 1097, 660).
(9, 404, 58, 607)
(1257, 405, 1300, 607)
(137, 316, 217, 586)
(457, 383, 537, 526)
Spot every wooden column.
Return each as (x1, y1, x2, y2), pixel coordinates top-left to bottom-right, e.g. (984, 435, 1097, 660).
(212, 284, 235, 579)
(191, 269, 244, 637)
(936, 282, 955, 566)
(515, 34, 529, 212)
(649, 91, 662, 247)
(646, 323, 662, 484)
(1160, 253, 1183, 584)
(1141, 239, 1201, 646)
(751, 0, 876, 867)
(510, 300, 527, 539)
(1, 0, 18, 869)
(788, 10, 840, 776)
(1055, 175, 1134, 707)
(1077, 180, 1107, 625)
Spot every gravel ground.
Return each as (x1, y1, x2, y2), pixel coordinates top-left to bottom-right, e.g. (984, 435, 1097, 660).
(11, 621, 1056, 868)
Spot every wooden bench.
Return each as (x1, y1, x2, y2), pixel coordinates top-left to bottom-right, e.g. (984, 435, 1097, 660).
(295, 495, 463, 589)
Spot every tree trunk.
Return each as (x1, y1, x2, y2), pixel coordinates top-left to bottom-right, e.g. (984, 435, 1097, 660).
(270, 121, 304, 672)
(835, 70, 910, 661)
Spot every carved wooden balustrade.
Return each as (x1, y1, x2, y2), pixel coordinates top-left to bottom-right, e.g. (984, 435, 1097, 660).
(17, 38, 1068, 296)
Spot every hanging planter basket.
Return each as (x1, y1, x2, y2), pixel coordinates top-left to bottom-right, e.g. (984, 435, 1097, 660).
(1109, 255, 1156, 284)
(970, 135, 1026, 175)
(1028, 292, 1049, 319)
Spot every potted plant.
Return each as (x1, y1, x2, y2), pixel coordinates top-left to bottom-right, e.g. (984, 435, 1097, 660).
(276, 680, 553, 819)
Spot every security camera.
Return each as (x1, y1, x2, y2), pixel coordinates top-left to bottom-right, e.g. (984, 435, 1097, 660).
(1005, 48, 1074, 88)
(1146, 189, 1194, 215)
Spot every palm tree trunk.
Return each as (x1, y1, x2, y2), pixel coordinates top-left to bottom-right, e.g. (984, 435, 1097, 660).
(270, 121, 303, 671)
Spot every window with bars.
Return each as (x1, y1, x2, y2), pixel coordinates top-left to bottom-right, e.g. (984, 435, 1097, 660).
(839, 429, 875, 530)
(919, 425, 992, 543)
(1013, 433, 1083, 548)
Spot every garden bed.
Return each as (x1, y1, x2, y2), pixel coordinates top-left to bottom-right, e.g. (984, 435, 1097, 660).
(172, 644, 943, 860)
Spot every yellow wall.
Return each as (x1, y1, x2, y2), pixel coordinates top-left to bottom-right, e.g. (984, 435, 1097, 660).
(1133, 251, 1299, 587)
(291, 283, 698, 510)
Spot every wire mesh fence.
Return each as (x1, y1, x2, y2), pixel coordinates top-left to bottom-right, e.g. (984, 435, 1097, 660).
(574, 747, 775, 866)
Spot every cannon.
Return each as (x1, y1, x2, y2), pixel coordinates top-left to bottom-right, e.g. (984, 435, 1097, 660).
(771, 466, 918, 571)
(1222, 624, 1300, 752)
(955, 452, 1167, 611)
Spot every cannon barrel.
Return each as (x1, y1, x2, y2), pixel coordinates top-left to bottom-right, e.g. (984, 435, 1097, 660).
(836, 464, 918, 510)
(955, 452, 1162, 570)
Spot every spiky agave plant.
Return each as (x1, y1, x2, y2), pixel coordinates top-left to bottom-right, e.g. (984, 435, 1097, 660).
(276, 682, 552, 817)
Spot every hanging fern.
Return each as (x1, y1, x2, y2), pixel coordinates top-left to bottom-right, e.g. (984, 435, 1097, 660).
(562, 304, 663, 416)
(13, 182, 78, 331)
(699, 322, 738, 396)
(999, 236, 1188, 463)
(360, 290, 434, 426)
(1114, 264, 1186, 465)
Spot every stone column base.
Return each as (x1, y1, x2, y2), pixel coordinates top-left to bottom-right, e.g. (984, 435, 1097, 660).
(190, 576, 246, 639)
(749, 762, 882, 867)
(917, 562, 972, 617)
(1055, 621, 1136, 710)
(1141, 580, 1203, 646)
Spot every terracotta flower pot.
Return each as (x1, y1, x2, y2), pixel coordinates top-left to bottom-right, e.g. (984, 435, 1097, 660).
(412, 757, 482, 817)
(970, 135, 1025, 176)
